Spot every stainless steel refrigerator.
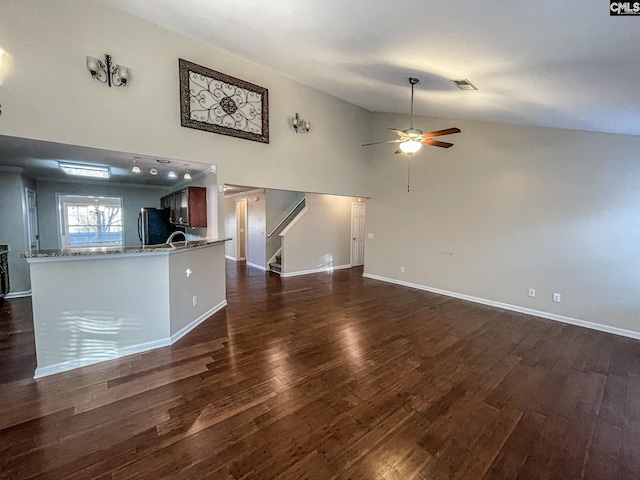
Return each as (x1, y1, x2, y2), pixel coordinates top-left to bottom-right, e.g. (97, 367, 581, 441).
(137, 207, 175, 246)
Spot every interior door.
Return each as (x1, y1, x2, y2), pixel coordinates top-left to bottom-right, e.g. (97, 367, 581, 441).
(236, 199, 247, 260)
(351, 202, 366, 266)
(26, 188, 39, 252)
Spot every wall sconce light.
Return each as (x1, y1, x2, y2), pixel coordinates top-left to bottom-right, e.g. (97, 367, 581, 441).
(86, 54, 130, 87)
(292, 113, 310, 134)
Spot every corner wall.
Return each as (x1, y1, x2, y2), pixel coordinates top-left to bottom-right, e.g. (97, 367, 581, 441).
(0, 0, 371, 198)
(365, 113, 640, 336)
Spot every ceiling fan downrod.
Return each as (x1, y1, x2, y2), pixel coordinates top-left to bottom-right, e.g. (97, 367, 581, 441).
(408, 77, 419, 130)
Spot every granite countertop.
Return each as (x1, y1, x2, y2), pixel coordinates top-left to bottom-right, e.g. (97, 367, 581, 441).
(22, 238, 230, 259)
(0, 245, 8, 255)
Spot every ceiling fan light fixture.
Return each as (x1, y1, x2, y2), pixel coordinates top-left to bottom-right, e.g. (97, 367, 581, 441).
(400, 140, 422, 155)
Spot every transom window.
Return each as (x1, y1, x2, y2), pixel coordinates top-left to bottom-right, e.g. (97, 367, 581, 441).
(58, 195, 123, 248)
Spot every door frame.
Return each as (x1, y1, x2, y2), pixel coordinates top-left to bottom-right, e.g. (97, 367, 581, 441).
(350, 201, 366, 267)
(25, 188, 39, 252)
(236, 198, 248, 261)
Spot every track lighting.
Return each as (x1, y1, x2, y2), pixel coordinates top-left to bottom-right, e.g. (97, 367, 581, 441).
(129, 158, 194, 180)
(86, 54, 130, 87)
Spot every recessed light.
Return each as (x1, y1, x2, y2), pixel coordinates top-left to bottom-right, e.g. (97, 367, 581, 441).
(452, 79, 478, 90)
(59, 162, 110, 179)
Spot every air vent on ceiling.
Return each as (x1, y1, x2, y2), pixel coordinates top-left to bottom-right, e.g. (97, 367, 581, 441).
(453, 79, 478, 90)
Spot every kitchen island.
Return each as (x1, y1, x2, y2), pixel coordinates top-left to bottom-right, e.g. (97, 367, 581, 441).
(24, 238, 229, 378)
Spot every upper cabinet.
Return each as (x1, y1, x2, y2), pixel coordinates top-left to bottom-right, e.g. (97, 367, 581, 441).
(162, 186, 207, 228)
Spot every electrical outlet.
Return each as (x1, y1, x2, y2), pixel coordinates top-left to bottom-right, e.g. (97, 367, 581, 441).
(400, 266, 405, 273)
(193, 295, 198, 306)
(553, 293, 561, 303)
(528, 288, 536, 298)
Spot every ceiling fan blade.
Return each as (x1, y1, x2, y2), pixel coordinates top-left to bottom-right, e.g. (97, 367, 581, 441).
(362, 139, 402, 147)
(423, 139, 454, 148)
(387, 128, 408, 137)
(422, 127, 461, 138)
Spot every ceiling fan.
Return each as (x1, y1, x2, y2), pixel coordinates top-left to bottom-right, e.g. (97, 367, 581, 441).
(362, 77, 461, 155)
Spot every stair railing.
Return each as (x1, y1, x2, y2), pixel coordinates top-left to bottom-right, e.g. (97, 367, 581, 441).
(267, 196, 306, 238)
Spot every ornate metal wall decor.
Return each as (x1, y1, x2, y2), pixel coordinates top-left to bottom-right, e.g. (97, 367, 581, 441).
(179, 59, 269, 143)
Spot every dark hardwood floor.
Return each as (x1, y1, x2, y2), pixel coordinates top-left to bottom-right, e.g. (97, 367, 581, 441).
(1, 261, 639, 479)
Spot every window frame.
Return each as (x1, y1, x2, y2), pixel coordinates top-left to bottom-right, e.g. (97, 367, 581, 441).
(57, 194, 125, 249)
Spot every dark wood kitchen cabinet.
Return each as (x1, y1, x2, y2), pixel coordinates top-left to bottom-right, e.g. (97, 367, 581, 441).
(0, 251, 9, 300)
(161, 186, 207, 228)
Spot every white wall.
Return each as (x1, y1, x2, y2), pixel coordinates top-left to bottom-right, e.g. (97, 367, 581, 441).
(365, 112, 640, 336)
(0, 0, 371, 199)
(246, 191, 267, 269)
(281, 194, 362, 275)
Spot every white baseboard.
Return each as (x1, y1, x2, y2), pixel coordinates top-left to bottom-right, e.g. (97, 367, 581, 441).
(225, 255, 237, 261)
(5, 289, 32, 299)
(35, 300, 229, 379)
(246, 261, 267, 271)
(362, 273, 640, 341)
(34, 338, 172, 379)
(170, 300, 227, 344)
(282, 264, 351, 278)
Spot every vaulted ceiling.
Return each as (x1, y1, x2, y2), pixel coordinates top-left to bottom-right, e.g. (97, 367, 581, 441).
(100, 0, 640, 136)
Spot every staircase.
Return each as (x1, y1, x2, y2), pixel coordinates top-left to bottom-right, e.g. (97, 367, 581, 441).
(269, 254, 282, 274)
(266, 195, 306, 275)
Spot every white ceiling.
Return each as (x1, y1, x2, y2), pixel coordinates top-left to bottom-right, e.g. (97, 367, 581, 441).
(0, 135, 213, 186)
(100, 0, 640, 137)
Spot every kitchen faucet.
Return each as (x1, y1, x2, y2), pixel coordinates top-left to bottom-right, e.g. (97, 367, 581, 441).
(165, 231, 188, 246)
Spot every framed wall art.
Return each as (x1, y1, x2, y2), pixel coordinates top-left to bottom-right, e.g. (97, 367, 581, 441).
(179, 59, 269, 143)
